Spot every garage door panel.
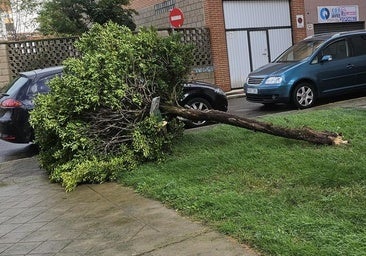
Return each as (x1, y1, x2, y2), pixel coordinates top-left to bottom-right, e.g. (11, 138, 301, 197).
(224, 0, 291, 29)
(268, 28, 293, 61)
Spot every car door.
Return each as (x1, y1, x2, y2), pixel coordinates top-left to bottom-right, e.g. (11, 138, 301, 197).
(348, 34, 366, 88)
(316, 39, 358, 95)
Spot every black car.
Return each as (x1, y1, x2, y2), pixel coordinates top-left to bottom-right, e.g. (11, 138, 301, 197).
(181, 81, 228, 126)
(0, 66, 63, 143)
(0, 67, 228, 143)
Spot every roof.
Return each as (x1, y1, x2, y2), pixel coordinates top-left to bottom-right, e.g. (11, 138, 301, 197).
(19, 66, 64, 80)
(305, 29, 366, 41)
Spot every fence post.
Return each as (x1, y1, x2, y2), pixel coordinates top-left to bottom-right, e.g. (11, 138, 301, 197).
(0, 43, 11, 90)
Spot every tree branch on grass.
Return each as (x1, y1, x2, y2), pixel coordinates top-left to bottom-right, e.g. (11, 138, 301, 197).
(162, 105, 348, 146)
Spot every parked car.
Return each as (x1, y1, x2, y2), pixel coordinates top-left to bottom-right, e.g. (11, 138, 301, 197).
(244, 30, 366, 109)
(0, 67, 228, 143)
(0, 66, 63, 143)
(181, 81, 228, 126)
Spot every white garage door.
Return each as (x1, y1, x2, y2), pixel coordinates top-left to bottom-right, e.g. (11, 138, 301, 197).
(224, 0, 293, 89)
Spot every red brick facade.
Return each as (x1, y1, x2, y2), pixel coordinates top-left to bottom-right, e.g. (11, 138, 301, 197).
(130, 0, 161, 9)
(130, 0, 306, 92)
(203, 0, 231, 91)
(290, 0, 307, 43)
(202, 0, 305, 91)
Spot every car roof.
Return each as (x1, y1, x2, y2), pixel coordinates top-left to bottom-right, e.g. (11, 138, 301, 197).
(19, 66, 64, 80)
(305, 30, 366, 41)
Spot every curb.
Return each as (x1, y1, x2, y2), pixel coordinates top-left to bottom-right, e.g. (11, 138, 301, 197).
(226, 89, 245, 99)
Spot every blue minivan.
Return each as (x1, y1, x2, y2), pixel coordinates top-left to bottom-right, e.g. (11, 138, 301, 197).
(244, 30, 366, 109)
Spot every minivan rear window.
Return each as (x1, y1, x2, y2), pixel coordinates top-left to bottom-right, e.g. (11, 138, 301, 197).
(350, 35, 366, 57)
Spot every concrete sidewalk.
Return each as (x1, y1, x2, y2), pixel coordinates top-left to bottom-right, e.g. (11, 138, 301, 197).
(0, 157, 258, 256)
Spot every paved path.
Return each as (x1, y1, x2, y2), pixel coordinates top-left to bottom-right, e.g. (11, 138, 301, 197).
(0, 157, 258, 256)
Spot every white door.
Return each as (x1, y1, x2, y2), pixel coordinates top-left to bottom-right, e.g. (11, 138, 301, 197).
(250, 31, 269, 71)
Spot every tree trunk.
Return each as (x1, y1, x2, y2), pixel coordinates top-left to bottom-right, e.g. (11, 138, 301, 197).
(162, 105, 348, 146)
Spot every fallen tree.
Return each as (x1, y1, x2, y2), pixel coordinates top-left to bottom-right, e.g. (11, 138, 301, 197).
(162, 105, 348, 146)
(30, 22, 347, 192)
(30, 23, 194, 191)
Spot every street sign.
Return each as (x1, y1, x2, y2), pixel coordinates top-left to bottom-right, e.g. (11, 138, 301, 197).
(169, 8, 184, 28)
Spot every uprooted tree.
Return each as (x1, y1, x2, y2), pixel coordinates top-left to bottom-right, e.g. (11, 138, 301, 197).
(30, 22, 346, 192)
(30, 22, 193, 191)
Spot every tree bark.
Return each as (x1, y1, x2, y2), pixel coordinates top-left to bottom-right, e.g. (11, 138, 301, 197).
(162, 105, 348, 146)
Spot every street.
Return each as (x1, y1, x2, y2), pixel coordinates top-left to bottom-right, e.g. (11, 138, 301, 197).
(228, 96, 292, 118)
(0, 141, 38, 163)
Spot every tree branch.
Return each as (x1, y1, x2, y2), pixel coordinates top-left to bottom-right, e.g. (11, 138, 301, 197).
(162, 105, 348, 146)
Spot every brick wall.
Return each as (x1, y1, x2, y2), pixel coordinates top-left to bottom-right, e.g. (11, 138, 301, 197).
(304, 0, 366, 36)
(130, 0, 205, 29)
(190, 70, 215, 84)
(0, 44, 10, 90)
(130, 0, 161, 10)
(130, 0, 306, 92)
(203, 0, 231, 92)
(130, 0, 216, 88)
(291, 0, 307, 42)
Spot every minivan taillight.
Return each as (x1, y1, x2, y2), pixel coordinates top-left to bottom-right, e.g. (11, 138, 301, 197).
(0, 99, 22, 108)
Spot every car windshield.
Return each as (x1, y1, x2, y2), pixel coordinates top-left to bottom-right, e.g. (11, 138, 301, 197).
(3, 76, 30, 96)
(275, 39, 325, 62)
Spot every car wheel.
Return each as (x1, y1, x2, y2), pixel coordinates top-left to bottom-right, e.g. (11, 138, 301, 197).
(292, 82, 316, 109)
(184, 98, 212, 126)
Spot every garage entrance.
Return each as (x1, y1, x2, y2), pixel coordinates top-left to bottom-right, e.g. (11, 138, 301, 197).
(223, 0, 293, 89)
(314, 21, 365, 34)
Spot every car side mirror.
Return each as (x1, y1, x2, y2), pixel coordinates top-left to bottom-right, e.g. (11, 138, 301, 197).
(321, 55, 333, 62)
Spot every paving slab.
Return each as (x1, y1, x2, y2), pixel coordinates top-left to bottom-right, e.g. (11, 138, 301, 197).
(0, 157, 259, 256)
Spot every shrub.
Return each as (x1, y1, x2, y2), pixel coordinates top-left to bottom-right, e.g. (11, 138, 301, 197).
(30, 22, 193, 191)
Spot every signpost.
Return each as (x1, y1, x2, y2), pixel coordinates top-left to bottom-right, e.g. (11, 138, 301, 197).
(169, 8, 184, 28)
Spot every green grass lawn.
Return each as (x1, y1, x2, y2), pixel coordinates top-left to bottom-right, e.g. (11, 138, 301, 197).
(120, 108, 366, 256)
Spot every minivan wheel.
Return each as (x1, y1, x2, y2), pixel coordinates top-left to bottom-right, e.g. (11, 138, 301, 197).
(292, 83, 316, 109)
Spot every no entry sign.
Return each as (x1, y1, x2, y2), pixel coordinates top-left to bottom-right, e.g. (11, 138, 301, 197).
(169, 8, 184, 28)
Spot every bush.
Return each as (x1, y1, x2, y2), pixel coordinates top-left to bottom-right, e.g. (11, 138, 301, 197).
(30, 22, 193, 191)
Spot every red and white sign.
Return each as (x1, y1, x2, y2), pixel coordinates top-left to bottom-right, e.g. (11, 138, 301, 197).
(169, 8, 184, 28)
(296, 15, 304, 28)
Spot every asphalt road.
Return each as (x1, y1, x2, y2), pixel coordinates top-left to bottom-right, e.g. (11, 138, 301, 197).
(0, 140, 38, 163)
(228, 96, 292, 118)
(1, 91, 365, 163)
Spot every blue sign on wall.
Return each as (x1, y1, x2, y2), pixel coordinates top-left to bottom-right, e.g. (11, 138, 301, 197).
(318, 5, 359, 23)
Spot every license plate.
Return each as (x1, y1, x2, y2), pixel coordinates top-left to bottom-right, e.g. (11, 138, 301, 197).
(247, 88, 258, 94)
